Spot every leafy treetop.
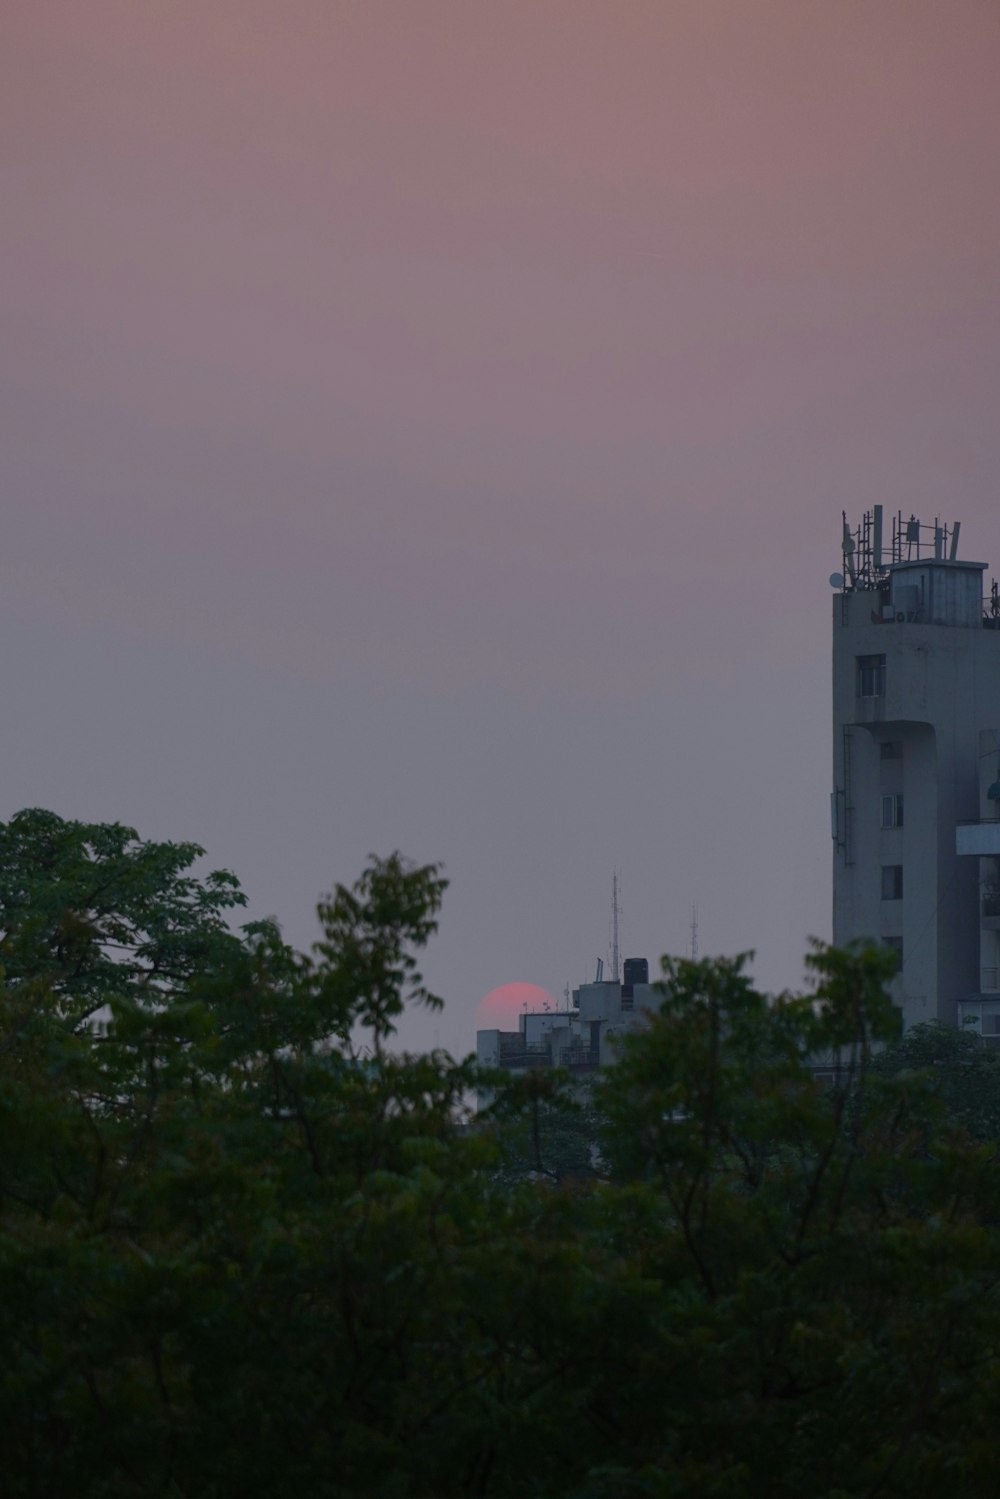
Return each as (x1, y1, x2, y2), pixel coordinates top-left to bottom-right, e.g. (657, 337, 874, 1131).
(0, 808, 246, 1028)
(2, 811, 1000, 1499)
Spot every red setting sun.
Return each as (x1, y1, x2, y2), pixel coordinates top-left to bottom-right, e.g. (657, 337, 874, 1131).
(475, 982, 560, 1032)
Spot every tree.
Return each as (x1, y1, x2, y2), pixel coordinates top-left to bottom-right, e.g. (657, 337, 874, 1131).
(870, 1017, 1000, 1141)
(3, 812, 1000, 1497)
(483, 1067, 604, 1185)
(588, 945, 1000, 1496)
(0, 808, 247, 1030)
(0, 816, 482, 1496)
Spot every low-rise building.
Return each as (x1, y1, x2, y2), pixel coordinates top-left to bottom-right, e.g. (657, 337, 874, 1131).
(477, 957, 656, 1081)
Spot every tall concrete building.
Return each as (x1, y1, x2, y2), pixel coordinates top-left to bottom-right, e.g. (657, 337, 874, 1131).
(832, 507, 1000, 1030)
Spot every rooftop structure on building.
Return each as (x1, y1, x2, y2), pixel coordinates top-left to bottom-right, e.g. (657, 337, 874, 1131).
(477, 956, 655, 1086)
(831, 506, 1000, 1037)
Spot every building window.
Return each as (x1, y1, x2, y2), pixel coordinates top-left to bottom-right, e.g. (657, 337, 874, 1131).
(881, 794, 904, 829)
(881, 864, 903, 900)
(857, 654, 886, 697)
(880, 740, 903, 759)
(884, 935, 903, 972)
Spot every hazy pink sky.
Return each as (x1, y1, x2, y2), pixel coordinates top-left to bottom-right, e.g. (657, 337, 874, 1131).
(3, 1, 999, 1051)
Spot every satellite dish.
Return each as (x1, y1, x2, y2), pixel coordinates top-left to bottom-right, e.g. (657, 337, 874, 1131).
(829, 572, 845, 589)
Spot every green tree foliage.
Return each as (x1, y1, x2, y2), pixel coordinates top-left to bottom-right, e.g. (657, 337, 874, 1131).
(0, 808, 247, 1028)
(870, 1017, 1000, 1141)
(590, 946, 1000, 1495)
(2, 812, 1000, 1497)
(485, 1068, 604, 1185)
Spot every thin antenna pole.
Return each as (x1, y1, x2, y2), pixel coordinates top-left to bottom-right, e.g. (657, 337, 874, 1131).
(611, 873, 621, 984)
(690, 903, 699, 961)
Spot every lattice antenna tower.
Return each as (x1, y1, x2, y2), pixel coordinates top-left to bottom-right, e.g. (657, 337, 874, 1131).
(839, 505, 963, 593)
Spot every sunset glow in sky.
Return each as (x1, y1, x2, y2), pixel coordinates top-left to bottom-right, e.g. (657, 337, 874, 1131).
(476, 984, 561, 1032)
(3, 2, 999, 1052)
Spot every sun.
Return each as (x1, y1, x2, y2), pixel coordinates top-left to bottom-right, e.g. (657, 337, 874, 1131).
(475, 981, 559, 1031)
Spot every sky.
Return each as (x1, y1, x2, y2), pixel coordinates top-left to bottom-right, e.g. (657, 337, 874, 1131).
(3, 0, 1000, 1054)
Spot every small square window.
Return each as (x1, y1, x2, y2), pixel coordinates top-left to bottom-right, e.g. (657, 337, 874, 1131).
(880, 740, 903, 760)
(857, 654, 886, 697)
(884, 935, 903, 972)
(881, 864, 903, 900)
(881, 794, 904, 829)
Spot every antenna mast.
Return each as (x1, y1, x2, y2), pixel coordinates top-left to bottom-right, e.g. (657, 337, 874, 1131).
(690, 903, 699, 961)
(611, 873, 621, 983)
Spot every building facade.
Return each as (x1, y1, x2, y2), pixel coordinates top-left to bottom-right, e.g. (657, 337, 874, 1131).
(832, 507, 1000, 1030)
(955, 731, 1000, 1038)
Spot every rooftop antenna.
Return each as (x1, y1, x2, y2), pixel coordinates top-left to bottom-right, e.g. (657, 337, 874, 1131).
(690, 903, 699, 961)
(611, 873, 621, 983)
(842, 514, 857, 587)
(906, 515, 919, 560)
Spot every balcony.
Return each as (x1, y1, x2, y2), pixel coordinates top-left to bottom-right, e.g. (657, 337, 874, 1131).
(956, 821, 1000, 856)
(556, 1045, 599, 1071)
(503, 1049, 553, 1069)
